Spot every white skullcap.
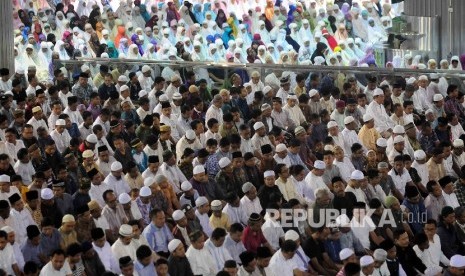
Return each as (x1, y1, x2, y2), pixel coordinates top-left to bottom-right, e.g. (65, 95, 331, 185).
(119, 224, 133, 236)
(210, 199, 222, 211)
(86, 134, 98, 144)
(142, 65, 151, 73)
(218, 157, 231, 169)
(172, 210, 185, 221)
(181, 181, 192, 192)
(118, 193, 131, 204)
(360, 256, 374, 267)
(120, 85, 129, 92)
(168, 239, 182, 253)
(419, 75, 428, 81)
(0, 175, 10, 183)
(393, 135, 405, 144)
(195, 196, 209, 207)
(193, 165, 205, 175)
(159, 94, 169, 102)
(350, 170, 364, 180)
(185, 129, 196, 140)
(414, 149, 426, 160)
(327, 121, 338, 129)
(102, 29, 109, 35)
(242, 182, 255, 194)
(264, 170, 275, 178)
(430, 73, 439, 80)
(143, 177, 154, 187)
(62, 214, 75, 223)
(81, 64, 90, 72)
(314, 160, 326, 170)
(118, 75, 128, 82)
(0, 226, 13, 233)
(263, 86, 272, 94)
(453, 139, 464, 148)
(373, 88, 384, 96)
(344, 116, 355, 125)
(276, 144, 287, 152)
(41, 188, 53, 200)
(139, 186, 152, 197)
(138, 90, 148, 98)
(111, 161, 123, 171)
(373, 249, 387, 262)
(450, 255, 465, 268)
(393, 125, 405, 134)
(406, 77, 416, 85)
(309, 89, 319, 97)
(284, 230, 299, 241)
(425, 109, 434, 115)
(172, 92, 182, 100)
(433, 94, 443, 101)
(376, 138, 387, 147)
(55, 119, 66, 126)
(363, 114, 374, 122)
(253, 122, 265, 130)
(339, 248, 354, 261)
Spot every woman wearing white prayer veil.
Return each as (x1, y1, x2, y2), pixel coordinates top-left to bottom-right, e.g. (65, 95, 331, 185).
(326, 53, 340, 67)
(23, 44, 40, 69)
(191, 42, 212, 84)
(14, 47, 26, 71)
(55, 11, 66, 34)
(215, 39, 225, 57)
(392, 56, 404, 68)
(183, 37, 194, 53)
(143, 44, 157, 60)
(299, 19, 314, 43)
(76, 0, 92, 17)
(267, 44, 280, 64)
(347, 38, 364, 59)
(289, 23, 301, 46)
(37, 43, 52, 70)
(298, 38, 313, 64)
(269, 20, 283, 42)
(450, 56, 463, 70)
(338, 41, 355, 63)
(209, 44, 224, 62)
(180, 6, 195, 27)
(411, 55, 422, 68)
(225, 40, 236, 57)
(257, 45, 269, 63)
(175, 27, 185, 43)
(127, 44, 142, 59)
(233, 48, 247, 64)
(238, 25, 252, 48)
(54, 40, 70, 60)
(257, 21, 271, 44)
(313, 56, 326, 66)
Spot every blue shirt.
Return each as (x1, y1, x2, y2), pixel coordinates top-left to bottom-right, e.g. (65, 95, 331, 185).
(142, 223, 173, 253)
(22, 240, 42, 267)
(135, 260, 157, 276)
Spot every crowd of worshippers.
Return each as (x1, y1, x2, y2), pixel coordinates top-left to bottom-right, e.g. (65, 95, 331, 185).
(18, 0, 465, 88)
(1, 54, 465, 276)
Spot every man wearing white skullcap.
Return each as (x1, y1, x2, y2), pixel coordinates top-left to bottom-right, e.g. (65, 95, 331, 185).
(360, 255, 375, 275)
(283, 230, 310, 272)
(412, 149, 430, 190)
(104, 161, 130, 196)
(358, 112, 382, 151)
(365, 87, 395, 137)
(240, 182, 262, 218)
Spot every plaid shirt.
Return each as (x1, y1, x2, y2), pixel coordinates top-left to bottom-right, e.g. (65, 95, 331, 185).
(454, 179, 465, 206)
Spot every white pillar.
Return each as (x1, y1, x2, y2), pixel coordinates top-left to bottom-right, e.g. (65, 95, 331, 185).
(0, 1, 14, 72)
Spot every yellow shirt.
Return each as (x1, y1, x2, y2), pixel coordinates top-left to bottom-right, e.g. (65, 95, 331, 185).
(358, 125, 381, 151)
(209, 213, 231, 230)
(427, 159, 446, 182)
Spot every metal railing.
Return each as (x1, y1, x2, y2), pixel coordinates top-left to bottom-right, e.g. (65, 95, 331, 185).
(57, 58, 465, 80)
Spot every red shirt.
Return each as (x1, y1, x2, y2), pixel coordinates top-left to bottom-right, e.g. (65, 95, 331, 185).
(242, 225, 268, 253)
